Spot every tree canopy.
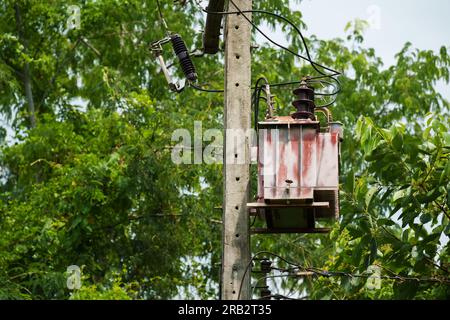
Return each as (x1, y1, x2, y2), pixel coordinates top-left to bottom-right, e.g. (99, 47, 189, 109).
(0, 0, 449, 300)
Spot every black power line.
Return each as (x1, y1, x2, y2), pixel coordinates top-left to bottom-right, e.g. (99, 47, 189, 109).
(156, 0, 169, 32)
(243, 252, 450, 300)
(226, 0, 341, 78)
(191, 0, 342, 109)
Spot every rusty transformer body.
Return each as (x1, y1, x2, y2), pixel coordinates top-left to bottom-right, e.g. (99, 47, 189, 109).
(248, 81, 343, 234)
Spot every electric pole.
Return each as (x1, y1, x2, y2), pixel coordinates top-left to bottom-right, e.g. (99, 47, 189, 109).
(221, 0, 253, 300)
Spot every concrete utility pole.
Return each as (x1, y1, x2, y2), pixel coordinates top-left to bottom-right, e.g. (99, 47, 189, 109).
(221, 0, 252, 300)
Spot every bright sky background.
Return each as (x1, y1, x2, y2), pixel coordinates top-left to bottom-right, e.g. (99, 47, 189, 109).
(298, 0, 450, 66)
(296, 0, 450, 97)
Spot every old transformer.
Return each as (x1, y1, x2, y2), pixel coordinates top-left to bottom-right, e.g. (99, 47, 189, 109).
(249, 80, 343, 234)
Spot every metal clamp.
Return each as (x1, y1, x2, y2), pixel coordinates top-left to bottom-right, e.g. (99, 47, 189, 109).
(150, 38, 185, 93)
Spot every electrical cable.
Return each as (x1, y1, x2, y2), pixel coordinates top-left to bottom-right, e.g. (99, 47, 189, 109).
(197, 0, 343, 103)
(266, 255, 450, 285)
(190, 83, 224, 93)
(237, 251, 275, 300)
(307, 79, 341, 96)
(226, 0, 342, 105)
(252, 78, 340, 111)
(156, 0, 169, 32)
(240, 251, 450, 300)
(252, 78, 340, 96)
(252, 77, 269, 131)
(190, 78, 340, 97)
(237, 250, 308, 299)
(250, 214, 258, 228)
(256, 294, 303, 300)
(231, 2, 340, 81)
(197, 1, 341, 77)
(251, 274, 303, 299)
(315, 95, 338, 108)
(191, 1, 342, 109)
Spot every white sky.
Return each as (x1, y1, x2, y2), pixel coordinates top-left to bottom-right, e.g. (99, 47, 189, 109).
(296, 0, 450, 97)
(298, 0, 450, 66)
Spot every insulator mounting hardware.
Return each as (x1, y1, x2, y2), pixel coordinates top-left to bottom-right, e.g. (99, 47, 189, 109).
(150, 33, 198, 93)
(292, 80, 316, 120)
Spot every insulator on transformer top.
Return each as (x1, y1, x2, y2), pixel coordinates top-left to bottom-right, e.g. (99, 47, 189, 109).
(170, 34, 198, 82)
(292, 81, 316, 120)
(260, 260, 272, 273)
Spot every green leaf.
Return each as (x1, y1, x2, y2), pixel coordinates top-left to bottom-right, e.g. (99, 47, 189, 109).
(377, 218, 396, 227)
(423, 233, 441, 244)
(393, 189, 408, 203)
(422, 188, 441, 204)
(420, 213, 432, 225)
(344, 169, 355, 193)
(393, 280, 419, 300)
(444, 224, 450, 237)
(402, 229, 410, 242)
(440, 160, 450, 184)
(443, 133, 450, 147)
(365, 186, 379, 208)
(392, 133, 404, 151)
(380, 188, 394, 202)
(391, 204, 403, 217)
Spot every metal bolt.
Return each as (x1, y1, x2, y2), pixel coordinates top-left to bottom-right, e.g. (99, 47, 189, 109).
(285, 179, 293, 194)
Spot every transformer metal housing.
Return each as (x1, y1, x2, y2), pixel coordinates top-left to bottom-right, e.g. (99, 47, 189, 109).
(248, 83, 343, 234)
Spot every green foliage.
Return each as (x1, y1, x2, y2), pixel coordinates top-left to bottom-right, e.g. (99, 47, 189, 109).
(250, 11, 450, 301)
(69, 272, 138, 300)
(0, 0, 449, 300)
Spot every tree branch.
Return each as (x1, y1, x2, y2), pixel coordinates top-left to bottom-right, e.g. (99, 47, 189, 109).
(0, 56, 24, 78)
(14, 3, 36, 128)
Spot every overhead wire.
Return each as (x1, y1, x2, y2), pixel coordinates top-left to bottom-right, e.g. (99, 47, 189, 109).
(191, 0, 341, 109)
(198, 0, 341, 77)
(190, 83, 224, 93)
(226, 0, 341, 108)
(227, 0, 340, 78)
(252, 77, 269, 131)
(240, 251, 450, 300)
(190, 79, 340, 95)
(256, 294, 301, 300)
(246, 252, 450, 299)
(251, 274, 303, 299)
(156, 0, 169, 32)
(237, 250, 310, 299)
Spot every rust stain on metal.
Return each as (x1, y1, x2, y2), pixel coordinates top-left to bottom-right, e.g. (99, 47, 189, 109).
(257, 115, 342, 220)
(251, 81, 343, 233)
